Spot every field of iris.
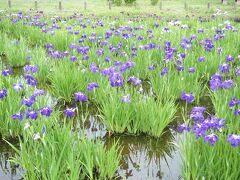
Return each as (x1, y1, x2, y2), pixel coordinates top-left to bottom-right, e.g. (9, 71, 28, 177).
(0, 6, 240, 180)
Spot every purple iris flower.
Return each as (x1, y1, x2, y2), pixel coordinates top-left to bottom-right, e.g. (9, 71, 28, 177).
(90, 63, 99, 73)
(209, 74, 222, 91)
(32, 89, 45, 98)
(217, 47, 223, 55)
(75, 92, 88, 102)
(11, 112, 25, 121)
(181, 92, 195, 103)
(226, 55, 234, 62)
(177, 123, 190, 132)
(22, 97, 35, 107)
(109, 72, 124, 87)
(26, 110, 38, 120)
(228, 97, 240, 108)
(105, 56, 111, 63)
(190, 34, 197, 40)
(227, 134, 240, 147)
(198, 28, 204, 33)
(87, 82, 100, 91)
(235, 67, 240, 76)
(138, 36, 143, 40)
(24, 65, 38, 73)
(192, 123, 207, 138)
(127, 76, 142, 86)
(190, 107, 206, 121)
(204, 133, 218, 145)
(0, 89, 7, 100)
(221, 79, 234, 89)
(203, 116, 225, 130)
(219, 63, 230, 73)
(96, 48, 104, 56)
(198, 56, 205, 62)
(188, 67, 196, 73)
(64, 107, 75, 118)
(2, 69, 12, 77)
(70, 56, 77, 62)
(148, 65, 155, 71)
(13, 84, 24, 92)
(114, 60, 122, 67)
(204, 39, 214, 52)
(24, 74, 38, 86)
(39, 106, 53, 117)
(234, 109, 240, 116)
(63, 51, 70, 57)
(161, 67, 168, 76)
(177, 65, 185, 72)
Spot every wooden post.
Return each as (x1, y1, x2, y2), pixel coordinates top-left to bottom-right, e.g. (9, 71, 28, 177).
(109, 1, 111, 10)
(59, 1, 62, 11)
(35, 1, 38, 10)
(207, 2, 210, 9)
(8, 0, 11, 8)
(184, 2, 188, 10)
(84, 1, 87, 10)
(222, 0, 227, 5)
(134, 1, 137, 8)
(159, 1, 162, 10)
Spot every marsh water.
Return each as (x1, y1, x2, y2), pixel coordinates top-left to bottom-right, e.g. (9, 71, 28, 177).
(0, 122, 182, 180)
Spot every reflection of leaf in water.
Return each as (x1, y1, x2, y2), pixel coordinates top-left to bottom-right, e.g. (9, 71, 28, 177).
(104, 128, 178, 179)
(0, 139, 21, 177)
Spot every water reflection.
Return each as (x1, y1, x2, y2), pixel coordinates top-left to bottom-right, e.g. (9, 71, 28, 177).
(0, 139, 22, 180)
(105, 131, 182, 180)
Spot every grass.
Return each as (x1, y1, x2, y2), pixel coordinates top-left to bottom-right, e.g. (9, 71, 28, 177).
(0, 0, 240, 17)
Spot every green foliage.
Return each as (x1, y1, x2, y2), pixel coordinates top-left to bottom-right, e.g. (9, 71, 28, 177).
(31, 47, 51, 84)
(8, 124, 120, 179)
(48, 60, 88, 102)
(4, 37, 29, 67)
(124, 0, 136, 5)
(0, 77, 23, 137)
(99, 88, 176, 137)
(112, 0, 122, 6)
(150, 68, 204, 103)
(150, 0, 159, 6)
(181, 133, 240, 179)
